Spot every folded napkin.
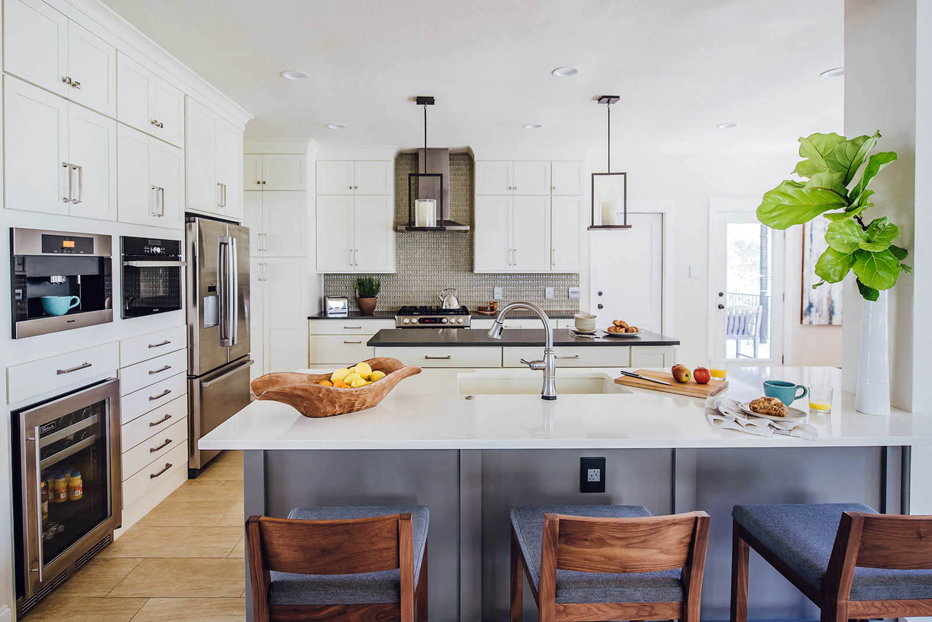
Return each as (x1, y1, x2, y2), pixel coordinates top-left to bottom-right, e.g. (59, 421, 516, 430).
(705, 397, 818, 441)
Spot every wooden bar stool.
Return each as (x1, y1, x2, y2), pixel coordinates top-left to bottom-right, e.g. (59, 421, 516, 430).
(510, 505, 710, 622)
(246, 505, 429, 622)
(731, 503, 932, 621)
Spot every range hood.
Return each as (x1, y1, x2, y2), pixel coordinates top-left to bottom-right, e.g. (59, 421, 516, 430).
(399, 148, 469, 232)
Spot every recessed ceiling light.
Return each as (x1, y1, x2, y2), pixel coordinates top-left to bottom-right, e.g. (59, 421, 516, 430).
(325, 123, 346, 130)
(551, 66, 579, 78)
(820, 67, 845, 79)
(716, 122, 738, 131)
(523, 123, 543, 129)
(280, 70, 309, 80)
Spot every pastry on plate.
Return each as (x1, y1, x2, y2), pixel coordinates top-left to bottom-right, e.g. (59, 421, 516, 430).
(625, 326, 639, 333)
(613, 319, 629, 328)
(749, 396, 788, 418)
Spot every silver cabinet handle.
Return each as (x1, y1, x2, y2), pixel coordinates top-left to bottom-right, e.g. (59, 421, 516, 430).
(259, 233, 268, 252)
(150, 119, 163, 129)
(62, 162, 72, 202)
(149, 438, 173, 453)
(513, 247, 517, 266)
(555, 355, 580, 360)
(70, 165, 83, 204)
(217, 182, 223, 207)
(349, 249, 354, 267)
(343, 340, 362, 344)
(150, 463, 172, 479)
(149, 413, 172, 427)
(158, 186, 165, 217)
(69, 164, 80, 204)
(148, 364, 172, 375)
(26, 431, 44, 583)
(150, 185, 158, 217)
(343, 326, 362, 329)
(149, 388, 172, 401)
(62, 75, 72, 85)
(57, 362, 91, 375)
(551, 248, 556, 267)
(72, 79, 81, 90)
(148, 340, 171, 349)
(201, 359, 254, 388)
(424, 355, 452, 360)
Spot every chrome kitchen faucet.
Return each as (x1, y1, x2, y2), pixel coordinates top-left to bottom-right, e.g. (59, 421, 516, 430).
(487, 301, 557, 400)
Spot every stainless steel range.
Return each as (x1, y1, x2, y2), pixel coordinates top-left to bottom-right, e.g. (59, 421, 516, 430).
(395, 305, 471, 327)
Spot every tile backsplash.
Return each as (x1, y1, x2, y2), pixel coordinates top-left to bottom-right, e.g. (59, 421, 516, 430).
(323, 153, 580, 312)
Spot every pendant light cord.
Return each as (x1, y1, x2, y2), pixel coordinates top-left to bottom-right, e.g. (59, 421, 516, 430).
(607, 102, 611, 174)
(423, 104, 428, 174)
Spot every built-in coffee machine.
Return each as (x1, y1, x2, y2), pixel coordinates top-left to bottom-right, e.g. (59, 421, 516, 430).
(11, 228, 113, 339)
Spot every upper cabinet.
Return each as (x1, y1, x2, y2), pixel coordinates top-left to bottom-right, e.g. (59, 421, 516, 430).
(117, 124, 183, 228)
(4, 0, 117, 117)
(185, 96, 243, 221)
(244, 154, 307, 190)
(474, 196, 550, 272)
(551, 161, 586, 196)
(317, 161, 392, 196)
(475, 161, 551, 196)
(244, 190, 306, 257)
(117, 53, 184, 147)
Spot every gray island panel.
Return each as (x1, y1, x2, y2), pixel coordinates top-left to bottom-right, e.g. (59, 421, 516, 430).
(367, 327, 680, 347)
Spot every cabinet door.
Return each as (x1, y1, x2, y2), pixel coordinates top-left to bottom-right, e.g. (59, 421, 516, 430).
(264, 191, 306, 257)
(68, 103, 116, 220)
(152, 78, 184, 147)
(116, 53, 154, 135)
(264, 258, 308, 373)
(263, 154, 306, 190)
(354, 161, 392, 195)
(473, 195, 512, 272)
(551, 161, 585, 195)
(243, 154, 262, 189)
(512, 161, 551, 195)
(67, 22, 116, 117)
(551, 196, 584, 271)
(216, 119, 243, 220)
(316, 195, 355, 272)
(249, 258, 265, 379)
(3, 0, 69, 96)
(512, 196, 550, 272)
(117, 125, 154, 226)
(243, 191, 264, 255)
(354, 195, 395, 272)
(316, 161, 355, 195)
(150, 139, 184, 227)
(3, 76, 69, 214)
(475, 161, 512, 195)
(184, 97, 218, 212)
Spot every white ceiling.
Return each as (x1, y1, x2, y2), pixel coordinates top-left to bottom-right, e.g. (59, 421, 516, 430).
(101, 0, 844, 154)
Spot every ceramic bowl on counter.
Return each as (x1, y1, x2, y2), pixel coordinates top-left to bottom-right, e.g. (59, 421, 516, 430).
(574, 312, 597, 333)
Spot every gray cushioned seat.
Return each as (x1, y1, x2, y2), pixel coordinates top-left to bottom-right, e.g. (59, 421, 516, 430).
(269, 505, 428, 606)
(510, 505, 684, 604)
(733, 503, 932, 601)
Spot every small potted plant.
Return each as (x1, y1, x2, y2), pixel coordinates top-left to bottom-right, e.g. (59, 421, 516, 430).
(355, 275, 381, 315)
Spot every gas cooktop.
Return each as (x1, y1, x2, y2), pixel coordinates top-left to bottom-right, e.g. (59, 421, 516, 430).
(395, 305, 471, 327)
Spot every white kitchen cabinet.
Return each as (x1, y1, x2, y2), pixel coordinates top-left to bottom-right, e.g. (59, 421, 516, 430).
(316, 161, 355, 195)
(317, 160, 392, 195)
(216, 118, 243, 220)
(503, 346, 631, 368)
(551, 161, 585, 195)
(118, 124, 182, 227)
(474, 195, 511, 272)
(251, 257, 308, 378)
(475, 161, 513, 195)
(474, 195, 549, 272)
(512, 196, 551, 271)
(354, 195, 395, 271)
(244, 154, 262, 189)
(630, 346, 675, 368)
(246, 191, 306, 257)
(475, 161, 550, 195)
(67, 22, 117, 117)
(551, 196, 584, 271)
(67, 103, 117, 221)
(185, 96, 243, 221)
(316, 195, 355, 272)
(244, 191, 263, 253)
(117, 53, 184, 147)
(513, 161, 551, 195)
(244, 154, 307, 190)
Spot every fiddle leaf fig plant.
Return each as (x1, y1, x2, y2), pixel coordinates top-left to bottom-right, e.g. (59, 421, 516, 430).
(756, 131, 912, 301)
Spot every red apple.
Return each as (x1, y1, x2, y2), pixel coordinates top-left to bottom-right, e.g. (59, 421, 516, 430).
(694, 367, 711, 384)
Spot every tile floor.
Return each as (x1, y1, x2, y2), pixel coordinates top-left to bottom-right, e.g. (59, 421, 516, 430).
(24, 451, 246, 622)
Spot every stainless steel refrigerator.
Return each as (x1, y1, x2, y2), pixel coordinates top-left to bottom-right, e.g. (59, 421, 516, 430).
(185, 216, 252, 471)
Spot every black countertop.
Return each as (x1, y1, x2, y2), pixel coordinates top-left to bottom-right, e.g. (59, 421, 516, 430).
(367, 328, 679, 348)
(308, 309, 580, 320)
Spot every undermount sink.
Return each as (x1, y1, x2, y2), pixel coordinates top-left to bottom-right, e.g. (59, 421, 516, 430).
(457, 370, 630, 396)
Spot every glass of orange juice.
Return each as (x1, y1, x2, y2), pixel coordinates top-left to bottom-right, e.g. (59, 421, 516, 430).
(710, 359, 727, 380)
(809, 384, 834, 414)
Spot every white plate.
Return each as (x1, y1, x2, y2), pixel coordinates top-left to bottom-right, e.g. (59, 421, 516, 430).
(571, 329, 597, 336)
(738, 401, 807, 422)
(602, 330, 640, 338)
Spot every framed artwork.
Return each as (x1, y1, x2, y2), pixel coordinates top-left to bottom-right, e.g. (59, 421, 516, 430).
(801, 218, 843, 325)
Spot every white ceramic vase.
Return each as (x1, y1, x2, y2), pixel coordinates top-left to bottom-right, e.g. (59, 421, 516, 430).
(856, 290, 891, 415)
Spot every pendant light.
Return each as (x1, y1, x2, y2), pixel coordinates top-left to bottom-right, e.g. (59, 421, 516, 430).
(589, 95, 630, 230)
(407, 96, 445, 231)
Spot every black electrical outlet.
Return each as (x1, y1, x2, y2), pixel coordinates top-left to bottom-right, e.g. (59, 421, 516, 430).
(580, 457, 606, 493)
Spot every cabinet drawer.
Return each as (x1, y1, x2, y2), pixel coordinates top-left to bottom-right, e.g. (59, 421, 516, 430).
(309, 335, 374, 366)
(630, 346, 675, 368)
(122, 418, 187, 481)
(7, 342, 119, 404)
(504, 346, 630, 368)
(120, 349, 187, 396)
(122, 442, 187, 508)
(374, 347, 502, 368)
(470, 318, 557, 330)
(309, 319, 395, 336)
(122, 394, 186, 450)
(121, 373, 187, 425)
(120, 326, 186, 367)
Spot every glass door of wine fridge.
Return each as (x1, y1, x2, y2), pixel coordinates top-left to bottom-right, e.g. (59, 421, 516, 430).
(14, 378, 121, 604)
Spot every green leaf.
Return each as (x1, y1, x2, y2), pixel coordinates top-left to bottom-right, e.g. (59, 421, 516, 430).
(794, 159, 824, 179)
(830, 131, 881, 185)
(901, 263, 914, 275)
(890, 244, 909, 261)
(796, 133, 846, 178)
(825, 218, 865, 253)
(859, 217, 900, 252)
(807, 169, 848, 195)
(815, 247, 856, 283)
(823, 211, 853, 222)
(857, 279, 880, 301)
(851, 151, 897, 203)
(757, 180, 848, 230)
(812, 280, 826, 289)
(853, 248, 901, 290)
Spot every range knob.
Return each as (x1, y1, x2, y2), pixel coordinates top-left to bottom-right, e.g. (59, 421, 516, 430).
(456, 317, 464, 324)
(442, 318, 449, 324)
(402, 318, 410, 324)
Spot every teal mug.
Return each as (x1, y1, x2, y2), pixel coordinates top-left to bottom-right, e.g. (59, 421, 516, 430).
(763, 379, 809, 406)
(41, 295, 80, 316)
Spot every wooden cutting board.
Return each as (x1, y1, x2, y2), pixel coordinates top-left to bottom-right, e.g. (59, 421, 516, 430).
(614, 369, 728, 398)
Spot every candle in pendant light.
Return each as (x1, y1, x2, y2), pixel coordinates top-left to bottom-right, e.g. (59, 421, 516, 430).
(601, 199, 620, 226)
(415, 199, 437, 227)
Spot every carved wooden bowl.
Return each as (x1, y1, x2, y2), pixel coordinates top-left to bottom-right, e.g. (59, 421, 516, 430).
(250, 357, 422, 418)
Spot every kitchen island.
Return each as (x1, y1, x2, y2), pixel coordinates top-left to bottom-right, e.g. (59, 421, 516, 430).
(201, 366, 932, 621)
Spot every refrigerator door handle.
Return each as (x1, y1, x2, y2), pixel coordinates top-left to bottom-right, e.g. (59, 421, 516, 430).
(201, 358, 254, 389)
(230, 235, 239, 346)
(218, 236, 234, 347)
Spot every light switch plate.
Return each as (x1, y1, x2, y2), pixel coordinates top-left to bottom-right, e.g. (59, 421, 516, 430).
(580, 457, 606, 493)
(493, 287, 503, 300)
(545, 287, 554, 300)
(568, 287, 581, 299)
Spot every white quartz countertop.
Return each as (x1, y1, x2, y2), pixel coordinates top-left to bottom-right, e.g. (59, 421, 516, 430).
(199, 366, 932, 451)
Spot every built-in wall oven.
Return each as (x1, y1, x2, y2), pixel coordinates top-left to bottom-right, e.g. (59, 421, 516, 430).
(121, 236, 185, 318)
(11, 378, 122, 615)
